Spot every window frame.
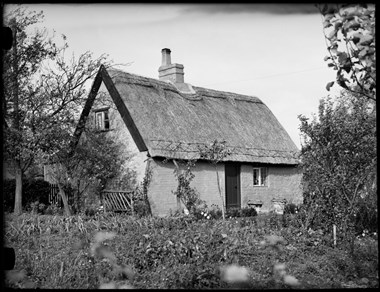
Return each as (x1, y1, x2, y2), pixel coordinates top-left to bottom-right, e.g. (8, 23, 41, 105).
(93, 107, 110, 131)
(253, 167, 268, 187)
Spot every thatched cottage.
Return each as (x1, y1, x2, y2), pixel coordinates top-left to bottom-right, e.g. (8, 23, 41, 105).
(74, 48, 302, 216)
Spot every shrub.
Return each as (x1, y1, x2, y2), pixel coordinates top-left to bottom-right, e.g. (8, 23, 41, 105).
(226, 207, 240, 218)
(29, 201, 47, 214)
(354, 199, 378, 234)
(134, 199, 150, 217)
(44, 204, 63, 216)
(172, 160, 204, 214)
(240, 207, 258, 217)
(3, 179, 51, 212)
(284, 203, 298, 214)
(226, 207, 257, 218)
(23, 179, 51, 207)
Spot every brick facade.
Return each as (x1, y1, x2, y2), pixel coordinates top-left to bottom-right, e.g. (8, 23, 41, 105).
(147, 159, 225, 216)
(146, 159, 302, 216)
(240, 164, 302, 212)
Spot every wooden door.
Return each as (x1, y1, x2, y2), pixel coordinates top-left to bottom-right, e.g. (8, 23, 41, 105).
(225, 163, 241, 209)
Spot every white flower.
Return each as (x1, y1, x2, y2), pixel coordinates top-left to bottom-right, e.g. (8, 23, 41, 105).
(184, 208, 189, 215)
(221, 264, 249, 283)
(207, 215, 210, 219)
(283, 275, 300, 287)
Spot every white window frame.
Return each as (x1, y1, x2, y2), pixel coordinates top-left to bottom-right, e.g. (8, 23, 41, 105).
(253, 167, 267, 186)
(94, 109, 110, 131)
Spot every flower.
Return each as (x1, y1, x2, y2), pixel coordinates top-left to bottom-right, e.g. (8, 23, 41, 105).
(283, 275, 300, 287)
(207, 215, 210, 219)
(221, 264, 249, 283)
(184, 208, 189, 215)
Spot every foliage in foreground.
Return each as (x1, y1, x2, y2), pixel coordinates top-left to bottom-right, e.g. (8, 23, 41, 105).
(4, 212, 378, 289)
(318, 4, 375, 100)
(298, 92, 376, 244)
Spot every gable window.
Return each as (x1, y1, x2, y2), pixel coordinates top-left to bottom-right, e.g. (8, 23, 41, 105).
(253, 167, 267, 186)
(94, 108, 110, 131)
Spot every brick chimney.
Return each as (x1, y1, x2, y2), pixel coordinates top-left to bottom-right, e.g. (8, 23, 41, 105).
(158, 48, 184, 83)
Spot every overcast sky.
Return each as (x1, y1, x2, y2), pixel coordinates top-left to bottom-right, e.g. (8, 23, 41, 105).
(5, 3, 341, 149)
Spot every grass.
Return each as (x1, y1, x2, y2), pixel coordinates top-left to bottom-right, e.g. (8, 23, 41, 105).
(3, 212, 379, 289)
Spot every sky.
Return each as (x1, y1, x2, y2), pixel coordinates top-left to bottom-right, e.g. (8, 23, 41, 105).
(4, 3, 341, 149)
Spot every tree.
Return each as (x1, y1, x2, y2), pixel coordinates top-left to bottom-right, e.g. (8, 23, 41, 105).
(198, 140, 232, 220)
(45, 128, 128, 216)
(3, 6, 110, 215)
(318, 4, 375, 100)
(3, 7, 58, 215)
(298, 91, 376, 248)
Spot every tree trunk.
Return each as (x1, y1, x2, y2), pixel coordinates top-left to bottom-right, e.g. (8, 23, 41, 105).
(58, 183, 71, 216)
(215, 165, 226, 220)
(13, 160, 23, 215)
(12, 26, 22, 216)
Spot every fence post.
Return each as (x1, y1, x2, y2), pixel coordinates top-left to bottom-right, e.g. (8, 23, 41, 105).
(333, 224, 337, 247)
(100, 192, 105, 213)
(131, 191, 134, 216)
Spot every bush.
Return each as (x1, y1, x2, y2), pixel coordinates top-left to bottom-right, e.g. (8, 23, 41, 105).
(24, 179, 50, 209)
(241, 207, 257, 217)
(3, 179, 51, 212)
(284, 203, 298, 214)
(29, 201, 47, 214)
(226, 207, 240, 218)
(226, 207, 257, 218)
(134, 199, 150, 217)
(44, 204, 63, 216)
(354, 200, 378, 234)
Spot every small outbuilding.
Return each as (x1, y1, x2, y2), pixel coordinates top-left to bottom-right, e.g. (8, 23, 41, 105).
(74, 48, 302, 216)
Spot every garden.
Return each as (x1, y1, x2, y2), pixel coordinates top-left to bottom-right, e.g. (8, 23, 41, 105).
(3, 206, 378, 289)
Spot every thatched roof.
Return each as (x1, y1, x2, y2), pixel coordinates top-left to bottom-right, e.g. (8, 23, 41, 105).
(76, 65, 300, 165)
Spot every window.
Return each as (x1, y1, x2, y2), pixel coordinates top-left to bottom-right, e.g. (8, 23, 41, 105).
(94, 109, 110, 131)
(253, 167, 267, 186)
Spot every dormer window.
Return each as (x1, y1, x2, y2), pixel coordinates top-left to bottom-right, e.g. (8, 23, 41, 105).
(94, 108, 110, 131)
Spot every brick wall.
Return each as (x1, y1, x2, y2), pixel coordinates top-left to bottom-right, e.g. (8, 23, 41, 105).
(241, 164, 302, 212)
(147, 159, 302, 216)
(147, 159, 225, 216)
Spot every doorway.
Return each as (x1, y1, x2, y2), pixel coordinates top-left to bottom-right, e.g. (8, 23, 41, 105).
(225, 163, 241, 209)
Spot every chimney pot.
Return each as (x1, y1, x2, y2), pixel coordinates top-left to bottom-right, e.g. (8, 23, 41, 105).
(161, 48, 171, 66)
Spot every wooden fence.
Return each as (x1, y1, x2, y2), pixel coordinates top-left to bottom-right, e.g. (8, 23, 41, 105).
(100, 190, 134, 215)
(49, 184, 74, 207)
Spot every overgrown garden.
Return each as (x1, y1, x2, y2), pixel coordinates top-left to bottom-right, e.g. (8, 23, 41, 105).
(3, 211, 378, 289)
